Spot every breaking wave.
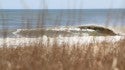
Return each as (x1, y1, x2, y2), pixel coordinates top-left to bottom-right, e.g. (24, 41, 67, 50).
(12, 25, 120, 38)
(13, 28, 92, 37)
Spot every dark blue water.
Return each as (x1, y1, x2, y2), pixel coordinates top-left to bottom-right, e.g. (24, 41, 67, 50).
(0, 9, 125, 37)
(0, 9, 125, 29)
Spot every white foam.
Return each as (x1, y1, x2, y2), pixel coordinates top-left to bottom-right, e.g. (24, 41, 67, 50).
(51, 27, 95, 31)
(0, 36, 124, 47)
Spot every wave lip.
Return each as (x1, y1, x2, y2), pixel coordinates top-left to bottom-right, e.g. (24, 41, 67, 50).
(77, 25, 117, 36)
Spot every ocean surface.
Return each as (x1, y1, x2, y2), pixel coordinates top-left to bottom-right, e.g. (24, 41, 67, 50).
(0, 9, 125, 37)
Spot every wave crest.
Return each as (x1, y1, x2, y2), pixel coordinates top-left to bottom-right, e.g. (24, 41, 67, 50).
(13, 25, 118, 37)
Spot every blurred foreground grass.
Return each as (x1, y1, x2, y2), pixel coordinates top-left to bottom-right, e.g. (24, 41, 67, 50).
(0, 38, 125, 70)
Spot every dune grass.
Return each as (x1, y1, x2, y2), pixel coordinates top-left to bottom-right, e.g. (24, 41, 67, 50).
(0, 38, 125, 70)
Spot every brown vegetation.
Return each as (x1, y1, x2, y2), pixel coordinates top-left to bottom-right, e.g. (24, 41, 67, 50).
(0, 38, 125, 70)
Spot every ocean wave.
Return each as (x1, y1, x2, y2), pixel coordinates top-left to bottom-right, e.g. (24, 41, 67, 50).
(12, 28, 96, 37)
(12, 25, 119, 38)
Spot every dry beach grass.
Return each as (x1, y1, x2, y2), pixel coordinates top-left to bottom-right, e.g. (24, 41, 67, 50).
(0, 37, 125, 70)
